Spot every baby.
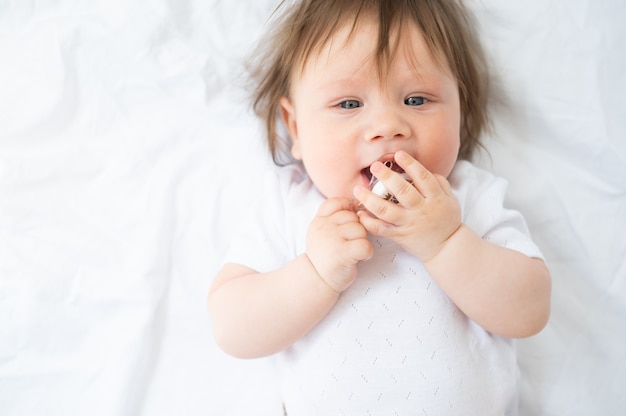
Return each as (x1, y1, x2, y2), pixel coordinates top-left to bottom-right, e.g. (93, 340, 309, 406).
(209, 0, 551, 414)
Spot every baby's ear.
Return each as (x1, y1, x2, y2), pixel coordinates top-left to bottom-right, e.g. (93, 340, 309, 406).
(279, 97, 302, 160)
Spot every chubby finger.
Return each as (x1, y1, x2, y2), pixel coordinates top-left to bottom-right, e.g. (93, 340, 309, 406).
(356, 209, 394, 238)
(353, 184, 403, 224)
(338, 220, 368, 241)
(329, 209, 361, 226)
(394, 151, 443, 198)
(316, 197, 356, 217)
(434, 173, 454, 196)
(346, 238, 374, 262)
(369, 160, 421, 206)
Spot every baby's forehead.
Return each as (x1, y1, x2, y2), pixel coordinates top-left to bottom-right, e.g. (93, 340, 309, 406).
(293, 15, 450, 80)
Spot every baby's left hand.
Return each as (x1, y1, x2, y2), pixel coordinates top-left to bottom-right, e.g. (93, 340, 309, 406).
(353, 151, 462, 262)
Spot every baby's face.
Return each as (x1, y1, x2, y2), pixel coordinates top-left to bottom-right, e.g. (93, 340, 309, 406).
(280, 17, 461, 199)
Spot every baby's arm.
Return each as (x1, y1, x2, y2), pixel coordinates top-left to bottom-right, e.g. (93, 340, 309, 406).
(209, 257, 339, 358)
(355, 151, 551, 338)
(420, 224, 550, 338)
(209, 198, 372, 358)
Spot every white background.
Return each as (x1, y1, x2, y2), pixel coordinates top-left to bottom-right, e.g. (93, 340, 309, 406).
(1, 0, 625, 414)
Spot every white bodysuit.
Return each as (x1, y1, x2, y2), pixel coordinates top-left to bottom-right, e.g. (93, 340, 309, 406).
(224, 160, 544, 416)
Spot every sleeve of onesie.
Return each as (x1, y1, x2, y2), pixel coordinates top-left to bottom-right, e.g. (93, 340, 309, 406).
(450, 161, 545, 261)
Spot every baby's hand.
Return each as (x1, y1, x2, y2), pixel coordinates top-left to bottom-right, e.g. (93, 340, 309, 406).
(306, 198, 373, 293)
(353, 151, 461, 262)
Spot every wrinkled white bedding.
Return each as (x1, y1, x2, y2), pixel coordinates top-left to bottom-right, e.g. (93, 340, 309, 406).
(1, 0, 624, 415)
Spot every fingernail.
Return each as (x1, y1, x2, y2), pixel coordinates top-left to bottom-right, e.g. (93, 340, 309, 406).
(396, 150, 409, 160)
(370, 162, 382, 174)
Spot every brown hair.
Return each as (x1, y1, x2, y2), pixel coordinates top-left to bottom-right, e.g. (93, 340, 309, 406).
(249, 0, 490, 165)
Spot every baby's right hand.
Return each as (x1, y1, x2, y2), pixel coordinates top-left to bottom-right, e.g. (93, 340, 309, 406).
(305, 198, 373, 293)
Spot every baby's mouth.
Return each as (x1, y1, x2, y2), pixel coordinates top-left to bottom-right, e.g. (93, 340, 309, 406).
(360, 166, 374, 186)
(359, 153, 412, 204)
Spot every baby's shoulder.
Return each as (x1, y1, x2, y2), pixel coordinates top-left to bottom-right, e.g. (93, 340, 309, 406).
(449, 160, 514, 225)
(449, 160, 498, 188)
(449, 160, 507, 202)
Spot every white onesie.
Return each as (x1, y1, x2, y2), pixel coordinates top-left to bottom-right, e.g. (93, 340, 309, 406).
(224, 160, 544, 416)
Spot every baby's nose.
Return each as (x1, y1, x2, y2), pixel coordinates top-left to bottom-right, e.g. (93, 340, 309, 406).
(365, 106, 411, 142)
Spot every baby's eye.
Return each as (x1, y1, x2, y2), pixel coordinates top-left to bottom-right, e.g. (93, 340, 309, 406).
(338, 100, 362, 109)
(404, 96, 427, 106)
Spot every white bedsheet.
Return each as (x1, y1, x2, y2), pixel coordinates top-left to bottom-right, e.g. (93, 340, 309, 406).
(1, 1, 624, 415)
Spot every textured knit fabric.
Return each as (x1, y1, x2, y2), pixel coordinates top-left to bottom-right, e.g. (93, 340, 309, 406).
(224, 160, 543, 415)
